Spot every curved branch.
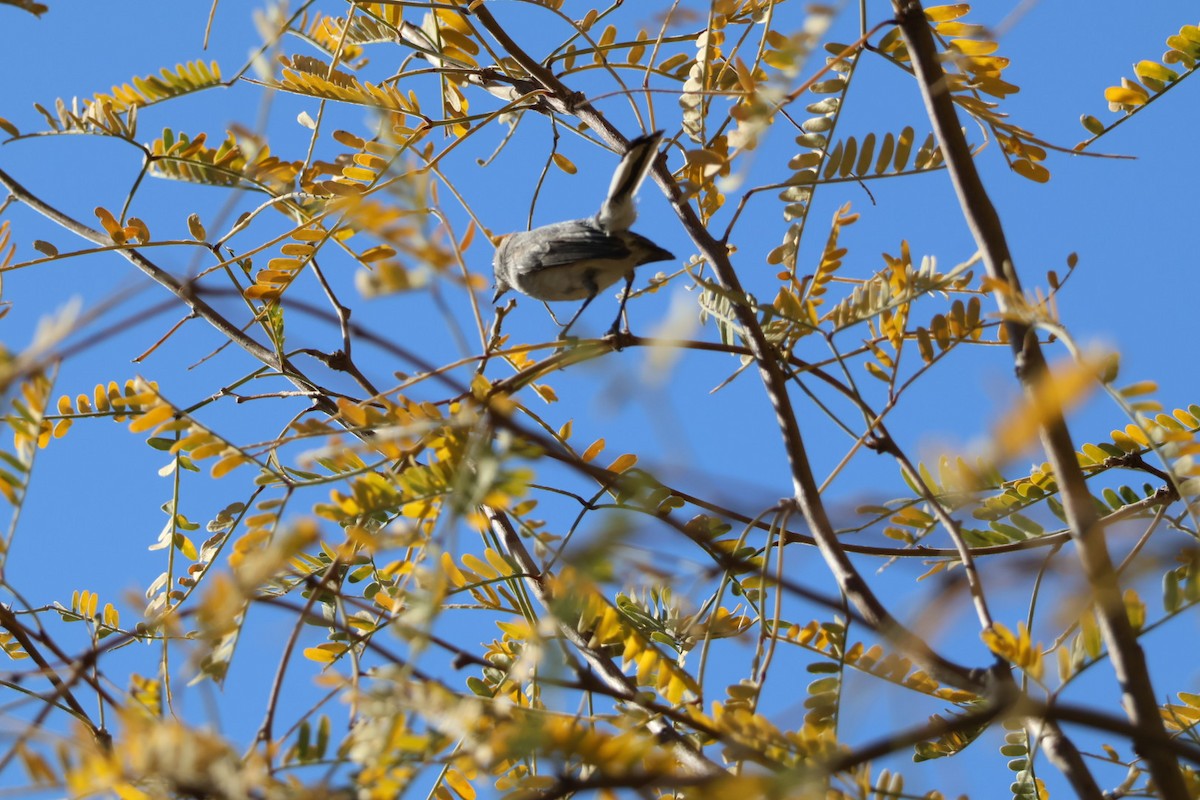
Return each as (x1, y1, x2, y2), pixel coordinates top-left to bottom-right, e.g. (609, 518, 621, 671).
(468, 1, 990, 695)
(0, 167, 339, 419)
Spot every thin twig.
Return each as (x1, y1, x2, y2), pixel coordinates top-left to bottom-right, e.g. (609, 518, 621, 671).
(484, 507, 725, 778)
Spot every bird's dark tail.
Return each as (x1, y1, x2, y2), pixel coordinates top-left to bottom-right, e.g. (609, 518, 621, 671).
(596, 130, 664, 234)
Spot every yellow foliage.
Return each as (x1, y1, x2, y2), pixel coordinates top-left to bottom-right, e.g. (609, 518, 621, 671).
(991, 354, 1106, 462)
(981, 621, 1044, 681)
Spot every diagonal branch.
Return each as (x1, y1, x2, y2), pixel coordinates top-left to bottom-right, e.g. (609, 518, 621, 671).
(0, 162, 727, 780)
(0, 168, 339, 419)
(483, 507, 725, 778)
(468, 2, 985, 696)
(891, 2, 1186, 797)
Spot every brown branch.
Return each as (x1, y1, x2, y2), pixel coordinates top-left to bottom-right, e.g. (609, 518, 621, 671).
(4, 144, 730, 785)
(458, 7, 1141, 796)
(1041, 700, 1200, 767)
(0, 167, 340, 419)
(8, 135, 716, 800)
(892, 2, 1186, 797)
(483, 507, 725, 778)
(467, 2, 990, 696)
(0, 604, 95, 728)
(820, 693, 1011, 776)
(222, 293, 1180, 565)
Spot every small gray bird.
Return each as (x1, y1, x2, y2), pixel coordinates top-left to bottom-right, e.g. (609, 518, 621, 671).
(492, 131, 674, 338)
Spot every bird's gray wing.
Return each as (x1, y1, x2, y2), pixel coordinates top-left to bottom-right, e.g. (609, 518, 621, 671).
(513, 221, 631, 271)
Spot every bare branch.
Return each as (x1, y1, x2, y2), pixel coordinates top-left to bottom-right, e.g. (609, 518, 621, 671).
(892, 2, 1186, 796)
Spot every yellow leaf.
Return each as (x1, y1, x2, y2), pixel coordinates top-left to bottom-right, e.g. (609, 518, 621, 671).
(551, 153, 577, 175)
(864, 361, 890, 382)
(482, 548, 514, 577)
(440, 553, 466, 586)
(176, 533, 198, 561)
(95, 207, 124, 242)
(211, 453, 248, 478)
(126, 217, 150, 242)
(1134, 60, 1177, 85)
(496, 619, 531, 640)
(461, 553, 499, 580)
(1124, 588, 1145, 630)
(357, 245, 394, 263)
(187, 213, 207, 241)
(266, 257, 302, 272)
(1080, 610, 1101, 659)
(733, 57, 756, 93)
(290, 226, 327, 241)
(950, 38, 998, 56)
(672, 675, 695, 705)
(606, 453, 637, 474)
(636, 649, 657, 685)
(444, 769, 476, 800)
(1118, 380, 1157, 398)
(1120, 424, 1149, 446)
(128, 403, 175, 433)
(333, 129, 365, 148)
(924, 4, 970, 22)
(341, 166, 377, 182)
(935, 21, 988, 38)
(1104, 85, 1148, 106)
(1012, 159, 1050, 183)
(581, 438, 605, 463)
(304, 643, 348, 663)
(114, 783, 152, 800)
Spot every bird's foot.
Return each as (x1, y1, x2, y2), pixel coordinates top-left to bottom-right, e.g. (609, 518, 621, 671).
(604, 326, 633, 351)
(554, 331, 581, 354)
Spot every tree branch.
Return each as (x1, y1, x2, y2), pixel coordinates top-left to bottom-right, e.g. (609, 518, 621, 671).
(469, 0, 989, 697)
(892, 2, 1186, 797)
(483, 507, 725, 778)
(0, 167, 340, 420)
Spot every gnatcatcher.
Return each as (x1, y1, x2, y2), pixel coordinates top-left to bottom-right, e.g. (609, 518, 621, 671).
(492, 131, 674, 338)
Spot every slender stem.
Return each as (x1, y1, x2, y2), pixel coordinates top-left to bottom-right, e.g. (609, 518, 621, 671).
(483, 507, 725, 777)
(0, 605, 95, 727)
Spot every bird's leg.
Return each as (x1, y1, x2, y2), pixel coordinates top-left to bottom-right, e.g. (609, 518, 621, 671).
(559, 271, 601, 341)
(542, 302, 564, 326)
(607, 270, 635, 337)
(557, 294, 594, 340)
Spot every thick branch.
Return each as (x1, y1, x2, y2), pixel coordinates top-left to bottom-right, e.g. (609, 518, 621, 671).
(468, 2, 984, 695)
(892, 3, 1186, 797)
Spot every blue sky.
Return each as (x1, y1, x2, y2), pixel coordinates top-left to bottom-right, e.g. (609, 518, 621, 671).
(1, 2, 1198, 797)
